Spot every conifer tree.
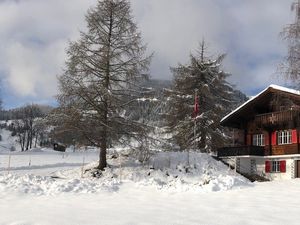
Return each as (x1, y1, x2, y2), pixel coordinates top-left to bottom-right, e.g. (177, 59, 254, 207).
(165, 42, 238, 152)
(55, 0, 151, 170)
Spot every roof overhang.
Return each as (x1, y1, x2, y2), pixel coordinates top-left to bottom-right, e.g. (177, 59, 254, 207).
(220, 84, 300, 128)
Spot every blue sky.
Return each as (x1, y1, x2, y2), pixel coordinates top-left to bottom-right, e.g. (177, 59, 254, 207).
(0, 0, 295, 109)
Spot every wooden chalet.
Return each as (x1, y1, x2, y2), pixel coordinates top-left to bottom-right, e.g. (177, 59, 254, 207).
(218, 85, 300, 180)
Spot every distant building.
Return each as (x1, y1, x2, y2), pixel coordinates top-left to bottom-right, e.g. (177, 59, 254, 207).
(53, 143, 66, 152)
(218, 85, 300, 180)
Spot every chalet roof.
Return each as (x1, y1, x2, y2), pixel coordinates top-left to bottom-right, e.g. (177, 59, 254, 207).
(221, 84, 300, 128)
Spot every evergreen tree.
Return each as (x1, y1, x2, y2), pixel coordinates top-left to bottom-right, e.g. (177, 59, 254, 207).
(165, 42, 239, 152)
(54, 0, 151, 170)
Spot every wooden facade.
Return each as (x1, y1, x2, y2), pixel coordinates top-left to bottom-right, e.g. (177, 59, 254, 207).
(219, 85, 300, 157)
(217, 86, 300, 180)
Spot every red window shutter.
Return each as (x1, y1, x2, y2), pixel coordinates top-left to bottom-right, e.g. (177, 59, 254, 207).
(271, 132, 277, 145)
(292, 130, 297, 144)
(246, 134, 252, 146)
(265, 161, 271, 173)
(265, 132, 269, 145)
(280, 161, 286, 173)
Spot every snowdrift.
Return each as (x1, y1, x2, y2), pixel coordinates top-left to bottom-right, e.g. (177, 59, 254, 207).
(0, 152, 251, 195)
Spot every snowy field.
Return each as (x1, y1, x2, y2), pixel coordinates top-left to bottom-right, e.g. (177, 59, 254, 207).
(1, 180, 300, 225)
(0, 148, 300, 224)
(0, 149, 98, 176)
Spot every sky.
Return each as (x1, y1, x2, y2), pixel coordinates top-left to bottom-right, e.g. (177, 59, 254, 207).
(0, 0, 295, 109)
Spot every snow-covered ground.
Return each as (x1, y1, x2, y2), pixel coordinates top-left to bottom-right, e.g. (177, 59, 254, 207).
(0, 148, 98, 176)
(1, 177, 300, 225)
(0, 150, 250, 194)
(0, 130, 299, 225)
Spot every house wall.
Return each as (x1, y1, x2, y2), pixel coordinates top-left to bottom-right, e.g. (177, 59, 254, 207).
(222, 155, 300, 180)
(272, 144, 298, 155)
(234, 129, 245, 145)
(251, 156, 300, 180)
(240, 128, 299, 156)
(237, 158, 252, 174)
(221, 157, 236, 169)
(222, 157, 251, 175)
(259, 158, 292, 180)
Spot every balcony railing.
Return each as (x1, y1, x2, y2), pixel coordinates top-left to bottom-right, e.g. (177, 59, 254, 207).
(217, 146, 265, 157)
(254, 109, 300, 127)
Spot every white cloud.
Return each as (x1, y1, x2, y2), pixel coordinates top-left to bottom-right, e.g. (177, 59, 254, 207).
(6, 42, 39, 96)
(0, 0, 296, 107)
(132, 0, 295, 92)
(0, 0, 95, 103)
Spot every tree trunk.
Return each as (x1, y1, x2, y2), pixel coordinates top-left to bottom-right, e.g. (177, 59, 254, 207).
(199, 132, 206, 150)
(29, 132, 33, 149)
(97, 7, 113, 171)
(29, 125, 33, 149)
(34, 134, 38, 148)
(20, 134, 25, 151)
(98, 131, 107, 170)
(25, 132, 30, 151)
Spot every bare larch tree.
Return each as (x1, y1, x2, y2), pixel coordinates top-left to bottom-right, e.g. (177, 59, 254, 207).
(55, 0, 151, 170)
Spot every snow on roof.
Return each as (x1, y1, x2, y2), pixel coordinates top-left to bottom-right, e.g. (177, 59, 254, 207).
(269, 84, 300, 95)
(221, 84, 300, 123)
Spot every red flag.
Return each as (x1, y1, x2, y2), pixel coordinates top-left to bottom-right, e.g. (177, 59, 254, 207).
(193, 94, 199, 118)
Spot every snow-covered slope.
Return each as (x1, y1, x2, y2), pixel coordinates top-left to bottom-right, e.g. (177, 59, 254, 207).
(0, 128, 17, 151)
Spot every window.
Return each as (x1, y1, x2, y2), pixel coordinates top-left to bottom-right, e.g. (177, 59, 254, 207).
(265, 160, 286, 173)
(253, 134, 265, 146)
(271, 161, 280, 173)
(277, 130, 292, 145)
